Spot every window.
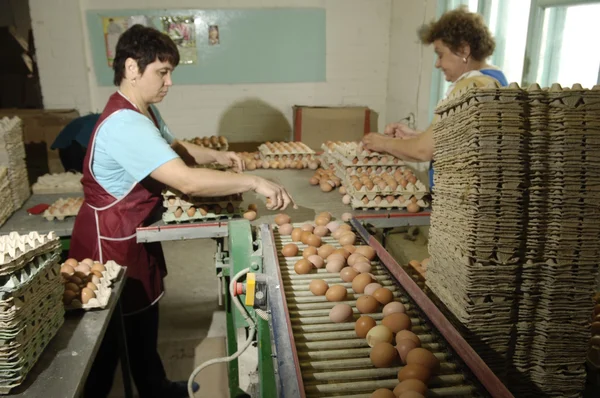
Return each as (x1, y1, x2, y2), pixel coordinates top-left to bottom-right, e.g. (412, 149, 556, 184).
(429, 0, 600, 119)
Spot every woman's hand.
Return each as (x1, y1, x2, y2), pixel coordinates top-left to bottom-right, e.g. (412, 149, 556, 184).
(213, 151, 245, 172)
(252, 176, 297, 210)
(361, 133, 391, 153)
(384, 122, 419, 139)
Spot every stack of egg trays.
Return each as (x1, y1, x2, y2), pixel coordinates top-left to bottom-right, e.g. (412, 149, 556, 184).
(0, 232, 61, 277)
(510, 84, 600, 397)
(161, 190, 244, 224)
(0, 168, 12, 228)
(42, 197, 83, 221)
(426, 81, 527, 380)
(345, 183, 429, 210)
(0, 233, 64, 394)
(31, 172, 83, 195)
(0, 117, 30, 211)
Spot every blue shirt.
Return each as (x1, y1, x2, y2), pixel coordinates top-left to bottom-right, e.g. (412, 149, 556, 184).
(51, 113, 101, 149)
(91, 104, 178, 198)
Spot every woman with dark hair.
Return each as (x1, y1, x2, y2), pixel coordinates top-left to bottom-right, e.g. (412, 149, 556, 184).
(69, 25, 294, 397)
(362, 7, 508, 174)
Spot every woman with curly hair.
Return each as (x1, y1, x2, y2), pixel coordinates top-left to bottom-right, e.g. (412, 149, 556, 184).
(362, 6, 508, 166)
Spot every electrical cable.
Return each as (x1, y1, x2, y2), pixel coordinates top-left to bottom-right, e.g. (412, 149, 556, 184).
(187, 268, 256, 397)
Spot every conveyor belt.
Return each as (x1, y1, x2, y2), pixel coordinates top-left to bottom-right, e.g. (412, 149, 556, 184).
(269, 223, 486, 398)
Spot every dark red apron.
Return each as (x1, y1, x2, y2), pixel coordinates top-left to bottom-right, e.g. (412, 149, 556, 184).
(70, 92, 167, 315)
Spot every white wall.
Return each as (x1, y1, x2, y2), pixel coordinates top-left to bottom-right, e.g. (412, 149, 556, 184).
(29, 0, 436, 140)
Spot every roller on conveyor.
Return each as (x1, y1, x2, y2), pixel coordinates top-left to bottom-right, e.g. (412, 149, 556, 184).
(189, 219, 512, 398)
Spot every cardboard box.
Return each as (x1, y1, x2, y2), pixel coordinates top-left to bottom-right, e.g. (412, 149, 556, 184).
(0, 108, 80, 182)
(292, 106, 377, 151)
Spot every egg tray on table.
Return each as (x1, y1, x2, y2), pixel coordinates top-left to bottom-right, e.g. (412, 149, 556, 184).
(162, 190, 243, 208)
(0, 309, 64, 395)
(0, 232, 61, 277)
(31, 172, 83, 195)
(62, 260, 122, 311)
(343, 178, 429, 199)
(162, 205, 244, 224)
(42, 197, 83, 221)
(258, 142, 315, 162)
(349, 196, 430, 210)
(183, 135, 229, 151)
(329, 149, 405, 167)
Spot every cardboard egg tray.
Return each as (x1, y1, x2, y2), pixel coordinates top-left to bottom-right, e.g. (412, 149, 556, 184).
(42, 197, 83, 221)
(343, 178, 428, 198)
(329, 149, 404, 167)
(162, 190, 242, 208)
(0, 168, 12, 228)
(162, 207, 244, 224)
(0, 232, 61, 276)
(258, 142, 315, 162)
(183, 135, 229, 151)
(0, 117, 23, 149)
(62, 260, 123, 311)
(0, 119, 29, 211)
(31, 172, 83, 194)
(350, 196, 429, 210)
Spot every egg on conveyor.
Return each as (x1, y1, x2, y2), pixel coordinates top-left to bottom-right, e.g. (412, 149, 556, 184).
(356, 295, 379, 314)
(309, 279, 329, 296)
(393, 379, 428, 397)
(373, 287, 394, 305)
(397, 364, 431, 383)
(329, 303, 353, 323)
(352, 273, 373, 293)
(370, 389, 396, 398)
(355, 315, 377, 338)
(302, 246, 318, 259)
(278, 223, 293, 235)
(396, 330, 421, 347)
(383, 301, 406, 316)
(274, 214, 291, 225)
(369, 342, 398, 368)
(294, 259, 313, 274)
(307, 255, 324, 268)
(382, 312, 412, 333)
(397, 339, 419, 364)
(366, 325, 393, 347)
(364, 283, 383, 296)
(325, 285, 347, 302)
(281, 243, 299, 257)
(406, 347, 440, 372)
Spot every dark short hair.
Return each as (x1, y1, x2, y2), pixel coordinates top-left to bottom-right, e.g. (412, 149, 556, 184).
(113, 24, 180, 86)
(418, 6, 495, 61)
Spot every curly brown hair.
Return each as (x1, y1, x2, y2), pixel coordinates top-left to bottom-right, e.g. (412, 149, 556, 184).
(418, 6, 495, 61)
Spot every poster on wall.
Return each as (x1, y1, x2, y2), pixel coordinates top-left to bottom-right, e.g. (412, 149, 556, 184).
(161, 16, 197, 64)
(102, 17, 128, 67)
(208, 25, 220, 45)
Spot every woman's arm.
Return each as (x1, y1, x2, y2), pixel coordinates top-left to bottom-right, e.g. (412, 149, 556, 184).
(171, 140, 244, 171)
(361, 127, 434, 162)
(150, 158, 294, 209)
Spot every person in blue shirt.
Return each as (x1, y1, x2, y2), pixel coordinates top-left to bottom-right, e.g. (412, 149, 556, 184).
(51, 113, 100, 172)
(361, 7, 508, 187)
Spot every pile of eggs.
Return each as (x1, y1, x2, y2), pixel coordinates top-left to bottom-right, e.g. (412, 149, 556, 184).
(276, 213, 440, 398)
(60, 258, 105, 305)
(308, 168, 343, 193)
(186, 135, 228, 149)
(348, 168, 419, 191)
(172, 202, 237, 218)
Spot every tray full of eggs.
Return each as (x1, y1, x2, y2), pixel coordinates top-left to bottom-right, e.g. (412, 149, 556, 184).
(60, 258, 122, 310)
(31, 171, 83, 194)
(42, 197, 83, 221)
(183, 135, 228, 151)
(325, 141, 406, 167)
(0, 231, 61, 276)
(238, 151, 321, 170)
(162, 190, 245, 223)
(343, 169, 428, 198)
(258, 141, 320, 169)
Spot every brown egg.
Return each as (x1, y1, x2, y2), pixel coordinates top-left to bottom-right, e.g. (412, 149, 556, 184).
(370, 389, 395, 398)
(340, 267, 359, 282)
(301, 223, 315, 232)
(294, 259, 313, 274)
(278, 223, 293, 235)
(395, 391, 425, 398)
(356, 295, 380, 314)
(281, 243, 299, 257)
(347, 253, 367, 266)
(274, 214, 291, 225)
(339, 232, 357, 246)
(373, 287, 394, 305)
(325, 258, 346, 273)
(91, 263, 106, 273)
(306, 234, 322, 248)
(354, 246, 376, 260)
(366, 325, 393, 347)
(91, 270, 103, 278)
(333, 248, 351, 259)
(86, 282, 97, 291)
(343, 245, 356, 254)
(300, 231, 312, 244)
(317, 211, 332, 221)
(309, 176, 319, 185)
(383, 301, 406, 316)
(352, 273, 373, 293)
(397, 339, 419, 364)
(370, 342, 398, 368)
(332, 228, 345, 240)
(302, 246, 318, 259)
(355, 315, 377, 338)
(364, 283, 383, 296)
(393, 379, 428, 397)
(65, 282, 80, 293)
(69, 276, 83, 286)
(329, 303, 354, 323)
(313, 225, 329, 237)
(174, 207, 184, 218)
(243, 210, 257, 221)
(317, 244, 336, 258)
(309, 279, 329, 295)
(325, 285, 348, 302)
(307, 255, 324, 268)
(396, 330, 421, 347)
(406, 203, 420, 213)
(63, 290, 77, 305)
(382, 312, 412, 333)
(320, 181, 333, 192)
(247, 203, 258, 212)
(326, 221, 340, 232)
(60, 264, 75, 277)
(406, 348, 440, 372)
(64, 258, 78, 268)
(397, 364, 431, 383)
(291, 228, 303, 242)
(81, 287, 96, 304)
(353, 261, 372, 274)
(187, 207, 196, 217)
(315, 216, 329, 226)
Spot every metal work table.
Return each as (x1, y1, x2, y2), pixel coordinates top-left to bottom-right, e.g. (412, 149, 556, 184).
(0, 194, 80, 237)
(136, 169, 430, 242)
(6, 269, 132, 398)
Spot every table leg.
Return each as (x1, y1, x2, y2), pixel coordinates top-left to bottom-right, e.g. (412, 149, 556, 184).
(115, 299, 134, 398)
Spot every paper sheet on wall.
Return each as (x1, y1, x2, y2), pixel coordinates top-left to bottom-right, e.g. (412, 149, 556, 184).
(161, 16, 197, 65)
